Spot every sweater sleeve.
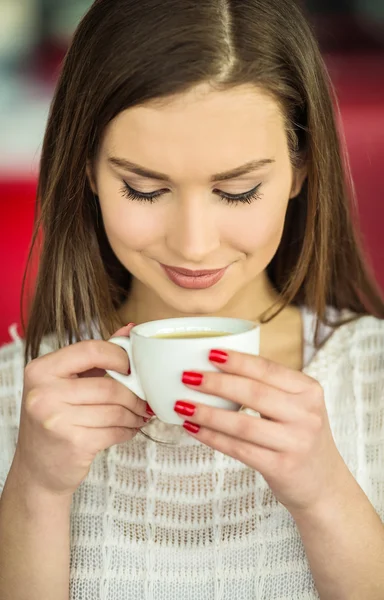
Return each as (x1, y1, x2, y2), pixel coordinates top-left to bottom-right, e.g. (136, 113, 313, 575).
(350, 316, 384, 522)
(0, 339, 24, 495)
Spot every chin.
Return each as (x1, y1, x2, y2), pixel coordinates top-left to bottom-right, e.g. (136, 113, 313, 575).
(160, 287, 234, 316)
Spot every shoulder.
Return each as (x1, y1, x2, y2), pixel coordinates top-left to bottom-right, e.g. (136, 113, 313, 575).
(0, 323, 66, 401)
(307, 313, 384, 394)
(0, 337, 25, 492)
(347, 315, 384, 387)
(0, 335, 25, 393)
(321, 314, 384, 404)
(352, 313, 384, 341)
(316, 311, 384, 356)
(337, 314, 384, 362)
(0, 331, 59, 367)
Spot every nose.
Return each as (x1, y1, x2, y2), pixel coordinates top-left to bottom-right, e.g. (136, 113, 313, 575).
(166, 194, 220, 263)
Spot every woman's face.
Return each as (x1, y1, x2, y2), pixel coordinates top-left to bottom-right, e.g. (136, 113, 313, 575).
(92, 84, 305, 315)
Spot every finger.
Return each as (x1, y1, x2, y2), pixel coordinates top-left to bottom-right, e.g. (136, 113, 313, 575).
(183, 422, 278, 471)
(72, 377, 148, 416)
(182, 371, 304, 422)
(43, 419, 139, 452)
(32, 339, 130, 380)
(68, 404, 148, 429)
(86, 426, 139, 452)
(208, 349, 313, 393)
(31, 378, 148, 418)
(176, 401, 292, 450)
(110, 323, 135, 338)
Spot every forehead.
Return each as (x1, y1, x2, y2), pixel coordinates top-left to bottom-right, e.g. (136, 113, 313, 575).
(102, 84, 287, 178)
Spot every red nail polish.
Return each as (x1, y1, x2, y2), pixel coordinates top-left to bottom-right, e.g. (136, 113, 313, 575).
(209, 349, 228, 364)
(182, 371, 203, 386)
(146, 404, 155, 416)
(143, 416, 151, 423)
(174, 401, 196, 417)
(127, 366, 131, 375)
(183, 421, 200, 434)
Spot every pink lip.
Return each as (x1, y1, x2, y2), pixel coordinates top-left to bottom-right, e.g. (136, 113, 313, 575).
(161, 264, 228, 289)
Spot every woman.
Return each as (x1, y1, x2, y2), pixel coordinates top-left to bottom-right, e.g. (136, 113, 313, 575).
(0, 0, 383, 598)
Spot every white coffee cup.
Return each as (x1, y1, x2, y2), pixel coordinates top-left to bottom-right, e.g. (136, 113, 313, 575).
(106, 316, 260, 425)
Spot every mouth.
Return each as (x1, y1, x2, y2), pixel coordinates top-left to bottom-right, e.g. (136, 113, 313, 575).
(160, 263, 229, 289)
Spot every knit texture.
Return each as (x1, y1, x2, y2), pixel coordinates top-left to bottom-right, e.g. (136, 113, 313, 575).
(1, 314, 383, 600)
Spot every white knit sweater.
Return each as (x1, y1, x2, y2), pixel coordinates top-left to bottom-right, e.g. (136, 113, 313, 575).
(1, 311, 384, 600)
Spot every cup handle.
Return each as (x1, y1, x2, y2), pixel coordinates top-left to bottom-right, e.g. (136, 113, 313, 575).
(106, 336, 146, 400)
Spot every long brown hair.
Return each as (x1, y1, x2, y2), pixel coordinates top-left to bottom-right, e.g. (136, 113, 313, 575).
(22, 0, 384, 363)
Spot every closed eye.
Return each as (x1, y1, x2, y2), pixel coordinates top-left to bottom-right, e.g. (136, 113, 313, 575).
(120, 181, 263, 205)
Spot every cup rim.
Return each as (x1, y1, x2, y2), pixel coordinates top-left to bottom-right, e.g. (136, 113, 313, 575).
(130, 317, 260, 340)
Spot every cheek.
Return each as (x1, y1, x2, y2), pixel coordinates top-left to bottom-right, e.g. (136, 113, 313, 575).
(101, 201, 162, 251)
(225, 199, 288, 254)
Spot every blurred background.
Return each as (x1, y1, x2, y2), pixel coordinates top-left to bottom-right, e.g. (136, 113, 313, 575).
(0, 0, 383, 344)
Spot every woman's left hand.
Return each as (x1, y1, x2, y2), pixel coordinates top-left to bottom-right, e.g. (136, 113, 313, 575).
(174, 348, 348, 515)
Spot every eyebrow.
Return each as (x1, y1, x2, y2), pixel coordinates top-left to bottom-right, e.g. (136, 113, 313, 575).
(107, 156, 275, 183)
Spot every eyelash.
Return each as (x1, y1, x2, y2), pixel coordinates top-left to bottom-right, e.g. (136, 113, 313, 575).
(120, 181, 263, 205)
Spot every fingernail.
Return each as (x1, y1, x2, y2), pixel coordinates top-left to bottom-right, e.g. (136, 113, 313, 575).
(127, 365, 131, 375)
(126, 322, 135, 327)
(183, 421, 200, 434)
(174, 401, 196, 417)
(146, 404, 155, 416)
(182, 371, 203, 386)
(209, 349, 228, 364)
(143, 416, 151, 423)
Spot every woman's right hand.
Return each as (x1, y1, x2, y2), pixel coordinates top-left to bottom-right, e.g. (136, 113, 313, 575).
(12, 324, 148, 498)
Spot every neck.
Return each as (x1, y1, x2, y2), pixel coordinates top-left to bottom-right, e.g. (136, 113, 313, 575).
(117, 271, 282, 326)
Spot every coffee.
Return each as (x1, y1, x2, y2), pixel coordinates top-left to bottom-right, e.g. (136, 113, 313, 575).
(153, 330, 230, 339)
